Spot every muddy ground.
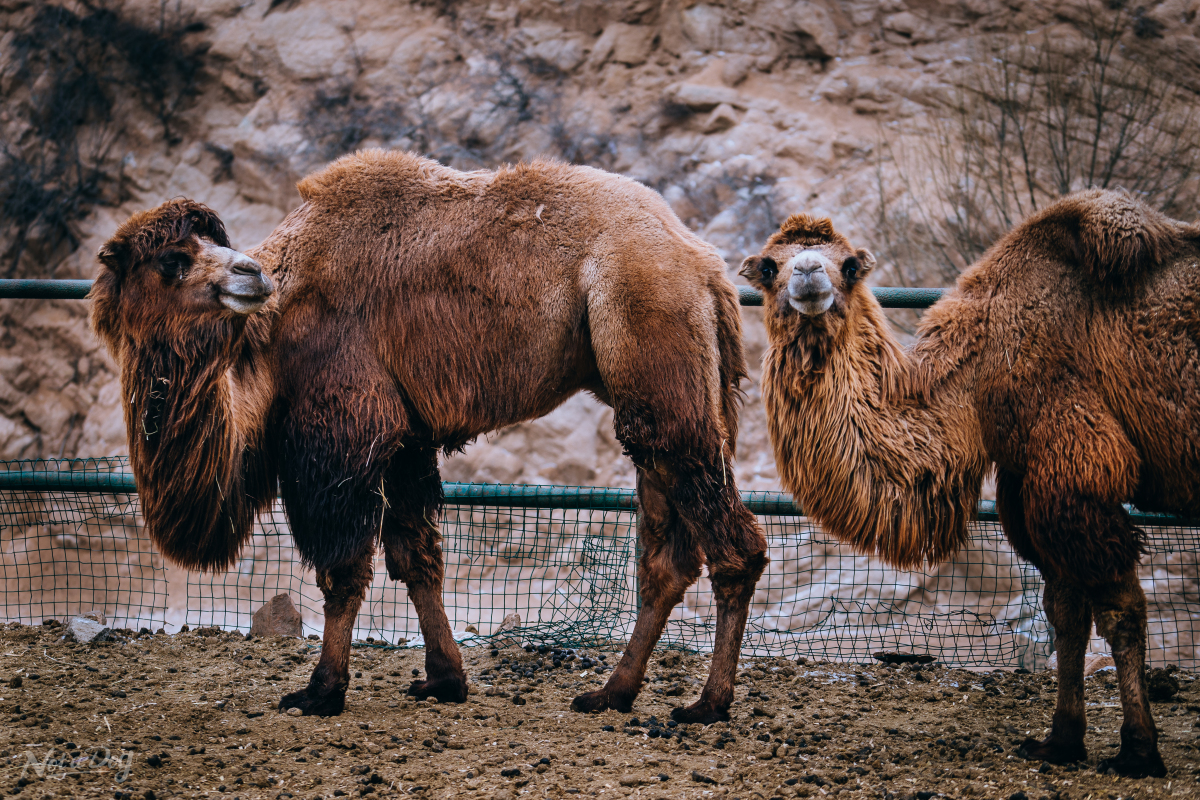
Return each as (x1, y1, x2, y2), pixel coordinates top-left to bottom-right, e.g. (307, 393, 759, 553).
(0, 623, 1197, 800)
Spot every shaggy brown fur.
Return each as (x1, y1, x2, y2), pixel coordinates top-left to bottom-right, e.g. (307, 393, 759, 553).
(91, 150, 766, 723)
(743, 190, 1200, 779)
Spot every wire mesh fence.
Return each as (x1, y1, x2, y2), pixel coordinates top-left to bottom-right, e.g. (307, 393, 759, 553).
(2, 457, 1198, 671)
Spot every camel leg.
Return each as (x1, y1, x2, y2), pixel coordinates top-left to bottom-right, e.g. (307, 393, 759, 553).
(1018, 576, 1091, 764)
(379, 448, 466, 703)
(672, 464, 766, 724)
(1093, 570, 1165, 778)
(572, 468, 703, 714)
(279, 549, 374, 716)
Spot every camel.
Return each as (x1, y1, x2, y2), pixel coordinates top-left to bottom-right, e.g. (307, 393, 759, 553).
(90, 149, 767, 722)
(741, 190, 1200, 779)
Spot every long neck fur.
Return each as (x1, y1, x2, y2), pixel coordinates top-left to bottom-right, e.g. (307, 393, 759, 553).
(121, 312, 276, 572)
(763, 291, 989, 568)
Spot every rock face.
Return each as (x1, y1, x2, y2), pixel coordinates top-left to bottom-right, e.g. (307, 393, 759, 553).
(2, 0, 1198, 667)
(250, 593, 303, 638)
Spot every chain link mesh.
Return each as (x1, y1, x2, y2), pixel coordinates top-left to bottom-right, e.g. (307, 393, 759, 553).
(2, 458, 1198, 671)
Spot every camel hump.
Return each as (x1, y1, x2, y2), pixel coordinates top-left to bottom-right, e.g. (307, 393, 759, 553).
(296, 149, 464, 203)
(1030, 189, 1190, 284)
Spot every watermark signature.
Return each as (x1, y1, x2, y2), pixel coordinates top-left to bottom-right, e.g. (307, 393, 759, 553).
(18, 746, 133, 782)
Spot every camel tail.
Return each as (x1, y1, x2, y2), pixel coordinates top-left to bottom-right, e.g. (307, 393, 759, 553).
(711, 277, 748, 456)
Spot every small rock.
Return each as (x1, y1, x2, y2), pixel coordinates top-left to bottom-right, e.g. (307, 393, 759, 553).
(1084, 654, 1116, 676)
(287, 707, 303, 716)
(8, 675, 22, 688)
(493, 613, 521, 648)
(66, 616, 112, 644)
(250, 593, 303, 638)
(872, 651, 935, 665)
(751, 706, 775, 718)
(81, 610, 107, 625)
(618, 775, 643, 787)
(691, 771, 717, 784)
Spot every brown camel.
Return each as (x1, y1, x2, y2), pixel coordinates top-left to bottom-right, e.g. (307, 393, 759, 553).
(90, 149, 767, 722)
(741, 190, 1200, 778)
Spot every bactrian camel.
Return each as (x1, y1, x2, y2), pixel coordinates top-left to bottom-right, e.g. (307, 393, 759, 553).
(741, 190, 1200, 778)
(90, 149, 767, 722)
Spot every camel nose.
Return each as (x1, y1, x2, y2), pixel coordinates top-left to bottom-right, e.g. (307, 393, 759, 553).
(230, 254, 262, 277)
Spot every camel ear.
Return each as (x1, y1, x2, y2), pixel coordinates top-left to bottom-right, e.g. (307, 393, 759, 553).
(739, 255, 778, 289)
(97, 240, 129, 273)
(855, 248, 876, 275)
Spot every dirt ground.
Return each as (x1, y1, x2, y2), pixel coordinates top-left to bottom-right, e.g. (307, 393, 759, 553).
(0, 623, 1198, 800)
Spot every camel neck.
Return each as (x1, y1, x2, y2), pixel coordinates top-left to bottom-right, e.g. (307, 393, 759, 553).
(763, 293, 988, 569)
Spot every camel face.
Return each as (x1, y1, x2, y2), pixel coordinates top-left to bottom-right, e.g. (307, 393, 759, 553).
(90, 199, 274, 353)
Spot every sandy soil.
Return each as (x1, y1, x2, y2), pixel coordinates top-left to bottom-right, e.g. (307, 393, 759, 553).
(1, 623, 1197, 800)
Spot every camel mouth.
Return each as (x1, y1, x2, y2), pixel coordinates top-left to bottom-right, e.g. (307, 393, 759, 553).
(217, 271, 273, 315)
(219, 292, 270, 314)
(788, 292, 834, 316)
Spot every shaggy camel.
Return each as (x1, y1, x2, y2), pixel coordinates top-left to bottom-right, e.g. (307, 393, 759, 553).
(90, 149, 766, 721)
(741, 190, 1200, 778)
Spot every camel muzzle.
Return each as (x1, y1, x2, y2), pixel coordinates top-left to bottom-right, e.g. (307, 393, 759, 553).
(217, 253, 273, 314)
(786, 252, 834, 316)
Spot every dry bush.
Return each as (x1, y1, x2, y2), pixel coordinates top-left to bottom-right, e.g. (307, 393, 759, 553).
(863, 0, 1200, 283)
(0, 1, 211, 278)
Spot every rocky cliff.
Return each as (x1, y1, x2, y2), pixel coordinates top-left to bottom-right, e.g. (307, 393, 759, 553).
(3, 0, 1199, 491)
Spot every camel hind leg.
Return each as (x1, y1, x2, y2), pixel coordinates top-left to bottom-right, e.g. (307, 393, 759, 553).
(572, 397, 765, 722)
(378, 447, 467, 703)
(572, 467, 705, 714)
(1018, 393, 1162, 777)
(1094, 570, 1164, 778)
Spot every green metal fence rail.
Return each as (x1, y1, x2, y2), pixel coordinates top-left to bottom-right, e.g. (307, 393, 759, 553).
(1, 279, 946, 308)
(4, 460, 1200, 671)
(3, 282, 1199, 670)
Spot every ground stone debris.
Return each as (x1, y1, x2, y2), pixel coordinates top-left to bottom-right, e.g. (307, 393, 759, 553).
(0, 624, 1196, 799)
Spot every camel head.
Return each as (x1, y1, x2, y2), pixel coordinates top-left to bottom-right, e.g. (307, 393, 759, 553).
(739, 213, 875, 338)
(90, 198, 274, 356)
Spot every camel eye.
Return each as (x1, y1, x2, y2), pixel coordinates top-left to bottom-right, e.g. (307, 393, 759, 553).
(157, 251, 192, 279)
(842, 256, 860, 281)
(759, 256, 777, 282)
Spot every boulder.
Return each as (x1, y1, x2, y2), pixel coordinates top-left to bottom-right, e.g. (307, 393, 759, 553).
(250, 593, 303, 638)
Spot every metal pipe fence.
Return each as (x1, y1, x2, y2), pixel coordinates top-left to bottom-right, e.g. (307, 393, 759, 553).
(1, 281, 1198, 670)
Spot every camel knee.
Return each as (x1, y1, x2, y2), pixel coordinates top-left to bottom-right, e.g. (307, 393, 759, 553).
(382, 528, 444, 586)
(316, 555, 374, 611)
(1092, 578, 1148, 652)
(638, 543, 703, 607)
(708, 543, 768, 606)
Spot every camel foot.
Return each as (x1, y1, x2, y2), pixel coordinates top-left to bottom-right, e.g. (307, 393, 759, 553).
(406, 675, 468, 704)
(1017, 736, 1087, 765)
(1098, 748, 1167, 779)
(670, 700, 730, 725)
(279, 686, 346, 717)
(571, 688, 634, 714)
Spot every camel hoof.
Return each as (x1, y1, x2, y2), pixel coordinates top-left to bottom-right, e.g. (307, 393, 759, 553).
(1017, 736, 1087, 765)
(279, 687, 346, 717)
(1098, 749, 1167, 779)
(670, 701, 729, 725)
(406, 676, 468, 704)
(571, 689, 632, 714)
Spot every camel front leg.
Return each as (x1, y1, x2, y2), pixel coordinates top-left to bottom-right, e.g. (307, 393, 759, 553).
(1094, 570, 1166, 778)
(280, 549, 374, 716)
(1018, 576, 1091, 764)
